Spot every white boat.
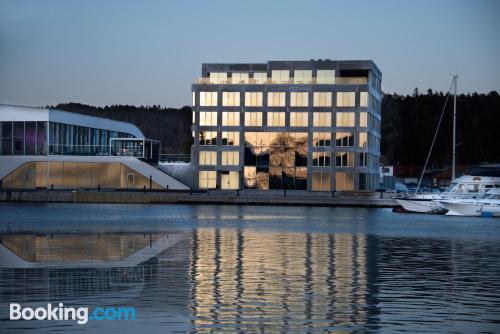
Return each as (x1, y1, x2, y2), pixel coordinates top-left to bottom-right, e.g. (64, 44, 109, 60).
(437, 188, 500, 217)
(396, 175, 500, 213)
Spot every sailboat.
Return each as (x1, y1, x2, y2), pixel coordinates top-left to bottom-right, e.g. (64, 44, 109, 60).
(395, 76, 500, 213)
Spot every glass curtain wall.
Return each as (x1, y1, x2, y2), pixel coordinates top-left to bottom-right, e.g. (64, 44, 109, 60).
(0, 121, 47, 155)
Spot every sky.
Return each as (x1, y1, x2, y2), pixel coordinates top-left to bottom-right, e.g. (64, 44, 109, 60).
(0, 0, 499, 108)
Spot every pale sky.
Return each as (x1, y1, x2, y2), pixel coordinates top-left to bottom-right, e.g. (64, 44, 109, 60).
(1, 0, 499, 108)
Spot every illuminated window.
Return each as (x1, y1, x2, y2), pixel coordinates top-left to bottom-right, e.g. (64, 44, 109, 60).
(316, 70, 335, 84)
(360, 112, 368, 127)
(221, 151, 239, 165)
(245, 112, 263, 126)
(360, 92, 368, 107)
(222, 92, 240, 106)
(267, 112, 285, 127)
(336, 112, 355, 127)
(336, 92, 355, 107)
(199, 151, 217, 165)
(192, 111, 195, 124)
(267, 92, 286, 107)
(253, 72, 267, 84)
(221, 171, 239, 189)
(359, 152, 368, 166)
(200, 92, 218, 106)
(313, 112, 331, 127)
(192, 92, 195, 106)
(313, 132, 331, 147)
(312, 152, 331, 167)
(199, 131, 217, 145)
(222, 112, 240, 126)
(199, 112, 217, 126)
(335, 172, 354, 191)
(271, 70, 289, 83)
(359, 132, 367, 147)
(294, 70, 312, 83)
(199, 171, 216, 189)
(231, 73, 249, 84)
(245, 92, 263, 106)
(312, 172, 331, 191)
(290, 92, 309, 107)
(336, 132, 354, 147)
(222, 131, 240, 146)
(313, 92, 332, 107)
(335, 152, 354, 167)
(290, 112, 308, 127)
(209, 72, 227, 84)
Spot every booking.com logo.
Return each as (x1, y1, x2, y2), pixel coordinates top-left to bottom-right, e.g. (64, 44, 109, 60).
(10, 303, 136, 325)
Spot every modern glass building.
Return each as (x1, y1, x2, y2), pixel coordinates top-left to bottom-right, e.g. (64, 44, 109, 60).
(0, 105, 188, 190)
(191, 60, 382, 191)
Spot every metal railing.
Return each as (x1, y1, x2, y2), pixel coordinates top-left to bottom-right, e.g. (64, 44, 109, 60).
(194, 77, 368, 85)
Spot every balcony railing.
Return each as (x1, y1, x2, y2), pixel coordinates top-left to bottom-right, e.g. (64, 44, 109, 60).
(194, 77, 368, 85)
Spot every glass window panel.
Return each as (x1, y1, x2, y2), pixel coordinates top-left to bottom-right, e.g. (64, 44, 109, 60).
(335, 172, 354, 191)
(245, 92, 263, 106)
(199, 171, 217, 189)
(313, 112, 331, 127)
(25, 122, 36, 155)
(200, 92, 218, 106)
(199, 131, 217, 145)
(222, 131, 240, 146)
(336, 92, 356, 107)
(313, 132, 331, 147)
(222, 112, 240, 126)
(359, 132, 367, 147)
(336, 112, 355, 127)
(209, 72, 227, 84)
(290, 112, 308, 127)
(267, 112, 285, 127)
(313, 92, 332, 107)
(253, 72, 267, 84)
(360, 92, 368, 107)
(222, 92, 240, 106)
(290, 92, 309, 107)
(312, 171, 331, 191)
(231, 73, 249, 84)
(267, 92, 286, 107)
(2, 121, 13, 155)
(221, 151, 239, 165)
(244, 112, 263, 126)
(336, 132, 354, 146)
(293, 70, 312, 84)
(335, 152, 355, 167)
(199, 151, 217, 165)
(316, 70, 335, 84)
(360, 112, 368, 127)
(312, 152, 331, 166)
(271, 70, 289, 84)
(199, 111, 218, 126)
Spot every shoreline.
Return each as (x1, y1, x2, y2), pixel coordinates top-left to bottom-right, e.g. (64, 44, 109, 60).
(0, 189, 397, 207)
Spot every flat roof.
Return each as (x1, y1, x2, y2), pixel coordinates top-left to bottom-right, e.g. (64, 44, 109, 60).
(0, 104, 144, 138)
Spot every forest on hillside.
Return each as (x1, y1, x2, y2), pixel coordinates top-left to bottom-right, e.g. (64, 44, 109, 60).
(52, 90, 499, 165)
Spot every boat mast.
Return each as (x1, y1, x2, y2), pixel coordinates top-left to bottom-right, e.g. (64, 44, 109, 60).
(452, 75, 457, 181)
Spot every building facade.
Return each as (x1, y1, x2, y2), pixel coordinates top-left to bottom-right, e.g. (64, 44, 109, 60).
(0, 105, 189, 190)
(191, 60, 382, 191)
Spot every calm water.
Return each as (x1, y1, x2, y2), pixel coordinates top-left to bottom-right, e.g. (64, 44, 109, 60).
(0, 203, 499, 333)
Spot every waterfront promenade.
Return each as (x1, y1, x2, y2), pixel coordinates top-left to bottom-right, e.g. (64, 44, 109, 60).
(0, 189, 397, 207)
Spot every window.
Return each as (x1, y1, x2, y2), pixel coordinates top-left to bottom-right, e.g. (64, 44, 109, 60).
(199, 151, 217, 165)
(316, 70, 335, 84)
(313, 92, 332, 107)
(199, 131, 217, 145)
(290, 92, 309, 107)
(192, 111, 196, 124)
(245, 92, 263, 106)
(313, 132, 331, 147)
(290, 112, 308, 127)
(313, 112, 331, 127)
(192, 92, 195, 106)
(336, 132, 354, 147)
(222, 112, 240, 126)
(312, 172, 331, 191)
(294, 70, 312, 83)
(335, 172, 354, 191)
(359, 132, 367, 147)
(222, 131, 240, 146)
(312, 152, 331, 167)
(199, 171, 216, 189)
(336, 112, 355, 127)
(231, 73, 248, 84)
(360, 92, 368, 107)
(267, 92, 286, 107)
(222, 151, 239, 165)
(199, 112, 217, 126)
(209, 72, 227, 84)
(360, 112, 367, 127)
(245, 112, 263, 126)
(359, 152, 368, 166)
(336, 92, 355, 107)
(335, 152, 354, 167)
(253, 72, 267, 84)
(222, 92, 240, 106)
(200, 92, 218, 106)
(221, 171, 239, 189)
(271, 70, 289, 83)
(267, 112, 285, 127)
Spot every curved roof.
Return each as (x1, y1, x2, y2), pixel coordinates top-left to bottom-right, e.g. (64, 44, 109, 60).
(0, 104, 144, 138)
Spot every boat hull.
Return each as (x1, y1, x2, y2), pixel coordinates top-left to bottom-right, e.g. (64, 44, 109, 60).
(396, 199, 445, 214)
(440, 201, 500, 217)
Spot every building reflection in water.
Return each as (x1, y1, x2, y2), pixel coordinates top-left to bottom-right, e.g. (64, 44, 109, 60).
(189, 229, 379, 332)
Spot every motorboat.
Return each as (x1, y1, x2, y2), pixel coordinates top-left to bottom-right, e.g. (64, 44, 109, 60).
(395, 175, 500, 213)
(437, 188, 500, 217)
